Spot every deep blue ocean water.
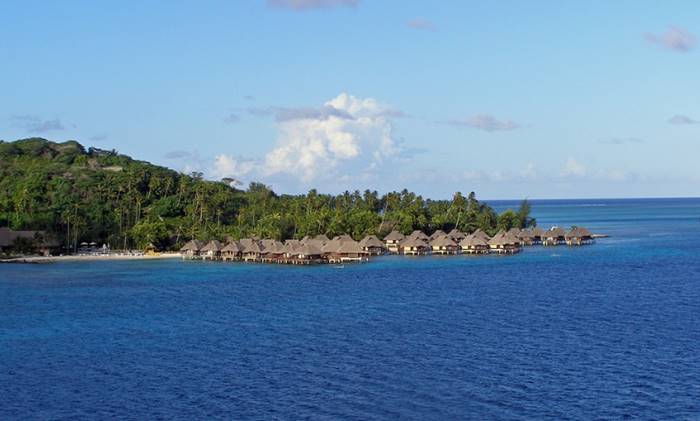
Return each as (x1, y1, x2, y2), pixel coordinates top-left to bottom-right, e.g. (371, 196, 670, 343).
(2, 198, 700, 420)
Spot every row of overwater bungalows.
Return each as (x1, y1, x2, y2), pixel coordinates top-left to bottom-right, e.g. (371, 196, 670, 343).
(180, 226, 594, 263)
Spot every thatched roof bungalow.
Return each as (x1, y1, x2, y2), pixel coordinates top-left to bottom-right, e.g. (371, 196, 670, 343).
(180, 239, 203, 259)
(401, 236, 430, 255)
(488, 231, 521, 254)
(430, 235, 459, 255)
(459, 234, 489, 254)
(565, 227, 594, 246)
(429, 230, 447, 241)
(240, 238, 263, 261)
(359, 235, 385, 255)
(201, 240, 223, 260)
(221, 241, 241, 261)
(408, 230, 429, 241)
(471, 229, 490, 241)
(542, 227, 566, 246)
(384, 230, 405, 254)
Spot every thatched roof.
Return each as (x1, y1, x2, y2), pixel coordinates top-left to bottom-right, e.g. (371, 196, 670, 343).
(333, 234, 354, 243)
(401, 236, 429, 248)
(240, 239, 262, 253)
(336, 240, 364, 254)
(201, 240, 223, 252)
(180, 239, 203, 252)
(530, 227, 545, 237)
(507, 228, 521, 237)
(566, 226, 592, 238)
(262, 241, 285, 254)
(321, 239, 342, 254)
(431, 235, 458, 247)
(299, 243, 322, 256)
(472, 229, 490, 241)
(518, 229, 534, 240)
(448, 228, 465, 240)
(546, 227, 566, 238)
(312, 234, 330, 243)
(384, 230, 405, 241)
(409, 230, 429, 240)
(488, 231, 518, 247)
(429, 230, 446, 241)
(300, 235, 312, 243)
(359, 235, 384, 248)
(304, 239, 325, 249)
(0, 227, 46, 247)
(460, 234, 488, 248)
(222, 241, 241, 253)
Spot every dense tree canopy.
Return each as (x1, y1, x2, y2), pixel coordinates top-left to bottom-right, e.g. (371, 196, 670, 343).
(0, 138, 535, 251)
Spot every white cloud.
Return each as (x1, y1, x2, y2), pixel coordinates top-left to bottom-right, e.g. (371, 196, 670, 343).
(562, 158, 587, 177)
(668, 114, 698, 125)
(211, 154, 257, 179)
(645, 26, 696, 52)
(214, 93, 403, 185)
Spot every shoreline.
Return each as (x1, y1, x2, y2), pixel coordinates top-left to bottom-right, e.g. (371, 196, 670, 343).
(0, 253, 182, 264)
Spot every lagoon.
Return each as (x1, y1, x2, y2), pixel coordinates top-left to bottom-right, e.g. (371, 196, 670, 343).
(2, 198, 700, 419)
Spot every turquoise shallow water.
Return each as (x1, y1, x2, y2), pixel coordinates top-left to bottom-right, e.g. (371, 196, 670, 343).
(1, 198, 700, 419)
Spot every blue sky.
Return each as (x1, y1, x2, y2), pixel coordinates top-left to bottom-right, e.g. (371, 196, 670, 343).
(2, 0, 700, 199)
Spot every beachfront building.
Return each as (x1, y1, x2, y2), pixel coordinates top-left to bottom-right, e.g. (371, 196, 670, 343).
(565, 227, 594, 245)
(401, 237, 430, 255)
(488, 231, 521, 254)
(459, 234, 490, 254)
(359, 235, 385, 255)
(240, 238, 263, 261)
(0, 227, 57, 256)
(529, 227, 544, 244)
(409, 230, 430, 242)
(542, 227, 566, 246)
(471, 229, 490, 242)
(201, 240, 223, 260)
(430, 235, 460, 255)
(180, 240, 203, 259)
(336, 240, 368, 262)
(517, 229, 535, 246)
(222, 241, 241, 261)
(297, 244, 323, 264)
(384, 230, 405, 254)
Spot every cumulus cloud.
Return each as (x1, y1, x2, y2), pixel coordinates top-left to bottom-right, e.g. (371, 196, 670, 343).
(447, 114, 520, 132)
(599, 137, 644, 145)
(12, 115, 65, 133)
(562, 158, 586, 177)
(645, 26, 696, 52)
(215, 93, 403, 185)
(668, 114, 698, 125)
(407, 18, 436, 32)
(267, 0, 359, 11)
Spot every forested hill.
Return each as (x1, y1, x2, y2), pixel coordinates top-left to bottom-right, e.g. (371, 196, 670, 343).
(0, 138, 534, 251)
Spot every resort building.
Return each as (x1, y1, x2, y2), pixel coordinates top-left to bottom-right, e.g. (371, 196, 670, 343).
(221, 241, 241, 261)
(384, 230, 405, 254)
(471, 229, 490, 242)
(459, 234, 490, 254)
(429, 230, 447, 241)
(488, 231, 521, 254)
(565, 227, 594, 245)
(0, 227, 56, 256)
(542, 227, 566, 246)
(180, 240, 203, 259)
(409, 230, 430, 242)
(201, 240, 223, 260)
(430, 235, 460, 255)
(240, 238, 263, 261)
(401, 237, 430, 255)
(359, 235, 385, 255)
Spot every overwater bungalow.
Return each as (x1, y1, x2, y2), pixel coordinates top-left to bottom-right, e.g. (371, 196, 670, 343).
(240, 238, 263, 261)
(359, 235, 385, 255)
(542, 227, 566, 246)
(221, 241, 241, 261)
(459, 234, 489, 254)
(448, 228, 466, 242)
(565, 227, 594, 246)
(335, 240, 368, 262)
(333, 234, 355, 243)
(297, 243, 323, 264)
(180, 239, 203, 259)
(488, 231, 521, 254)
(517, 229, 536, 246)
(430, 235, 460, 255)
(401, 236, 430, 255)
(384, 230, 405, 254)
(261, 240, 286, 262)
(529, 227, 544, 244)
(201, 240, 223, 260)
(429, 229, 447, 241)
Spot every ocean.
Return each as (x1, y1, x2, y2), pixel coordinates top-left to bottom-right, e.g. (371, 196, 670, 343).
(2, 198, 699, 419)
